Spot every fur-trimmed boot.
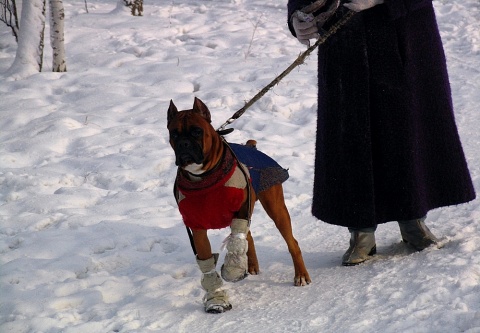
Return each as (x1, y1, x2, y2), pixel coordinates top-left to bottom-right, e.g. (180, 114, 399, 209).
(398, 217, 439, 251)
(342, 229, 376, 266)
(196, 254, 232, 313)
(221, 218, 249, 282)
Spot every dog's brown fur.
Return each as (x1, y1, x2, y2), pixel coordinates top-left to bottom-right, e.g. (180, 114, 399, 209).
(168, 97, 310, 286)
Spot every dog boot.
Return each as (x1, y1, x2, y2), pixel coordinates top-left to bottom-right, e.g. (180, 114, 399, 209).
(197, 254, 232, 314)
(398, 217, 439, 251)
(221, 218, 249, 282)
(342, 229, 376, 266)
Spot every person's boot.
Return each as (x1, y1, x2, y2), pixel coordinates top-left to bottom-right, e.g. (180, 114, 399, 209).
(196, 254, 232, 313)
(398, 217, 439, 251)
(221, 218, 249, 282)
(342, 229, 376, 266)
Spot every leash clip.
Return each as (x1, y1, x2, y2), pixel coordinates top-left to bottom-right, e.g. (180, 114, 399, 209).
(216, 119, 236, 136)
(216, 128, 234, 136)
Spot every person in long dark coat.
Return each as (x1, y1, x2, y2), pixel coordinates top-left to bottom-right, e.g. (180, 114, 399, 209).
(287, 0, 476, 265)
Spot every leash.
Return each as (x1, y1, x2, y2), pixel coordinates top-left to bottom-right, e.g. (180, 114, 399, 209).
(217, 9, 355, 132)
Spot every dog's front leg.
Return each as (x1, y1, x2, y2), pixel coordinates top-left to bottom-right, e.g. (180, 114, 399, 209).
(192, 229, 212, 260)
(221, 218, 249, 282)
(192, 229, 232, 313)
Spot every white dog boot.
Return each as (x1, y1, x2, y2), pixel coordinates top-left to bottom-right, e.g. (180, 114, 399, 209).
(221, 218, 249, 282)
(196, 254, 232, 313)
(342, 229, 376, 266)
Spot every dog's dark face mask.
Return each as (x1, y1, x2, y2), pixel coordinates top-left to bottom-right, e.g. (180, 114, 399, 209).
(169, 125, 204, 168)
(167, 98, 213, 170)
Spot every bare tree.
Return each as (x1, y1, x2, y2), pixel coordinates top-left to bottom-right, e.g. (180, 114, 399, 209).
(123, 0, 143, 16)
(49, 0, 66, 72)
(0, 0, 20, 41)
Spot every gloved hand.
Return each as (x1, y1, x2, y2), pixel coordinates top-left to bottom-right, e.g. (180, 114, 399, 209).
(343, 0, 384, 12)
(291, 11, 319, 47)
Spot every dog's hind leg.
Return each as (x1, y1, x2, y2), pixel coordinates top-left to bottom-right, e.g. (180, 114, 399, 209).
(246, 231, 260, 275)
(197, 254, 232, 313)
(258, 184, 311, 286)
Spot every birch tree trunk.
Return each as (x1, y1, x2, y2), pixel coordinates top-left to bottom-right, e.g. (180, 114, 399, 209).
(49, 0, 66, 72)
(6, 0, 46, 77)
(123, 0, 143, 16)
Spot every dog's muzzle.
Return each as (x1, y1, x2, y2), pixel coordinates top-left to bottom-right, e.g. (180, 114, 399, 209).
(174, 138, 204, 167)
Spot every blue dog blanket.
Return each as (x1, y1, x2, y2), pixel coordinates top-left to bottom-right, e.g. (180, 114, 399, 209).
(228, 143, 289, 194)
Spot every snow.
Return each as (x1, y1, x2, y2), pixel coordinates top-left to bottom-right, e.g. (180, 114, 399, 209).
(0, 0, 479, 332)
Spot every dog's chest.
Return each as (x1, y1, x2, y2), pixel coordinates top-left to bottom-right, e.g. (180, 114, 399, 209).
(176, 164, 249, 230)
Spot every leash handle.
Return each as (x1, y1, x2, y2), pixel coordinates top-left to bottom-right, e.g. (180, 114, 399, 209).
(217, 10, 356, 132)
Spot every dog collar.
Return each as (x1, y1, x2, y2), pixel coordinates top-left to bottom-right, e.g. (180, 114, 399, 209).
(176, 145, 236, 192)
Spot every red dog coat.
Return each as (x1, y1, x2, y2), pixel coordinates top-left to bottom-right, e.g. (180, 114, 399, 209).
(176, 148, 248, 230)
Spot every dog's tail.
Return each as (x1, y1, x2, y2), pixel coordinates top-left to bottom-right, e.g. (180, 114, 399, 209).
(245, 140, 257, 148)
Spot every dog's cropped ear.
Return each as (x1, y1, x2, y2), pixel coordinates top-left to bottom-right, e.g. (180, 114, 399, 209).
(192, 97, 212, 123)
(167, 100, 178, 126)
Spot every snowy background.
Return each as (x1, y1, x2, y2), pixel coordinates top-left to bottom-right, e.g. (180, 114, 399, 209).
(0, 0, 479, 332)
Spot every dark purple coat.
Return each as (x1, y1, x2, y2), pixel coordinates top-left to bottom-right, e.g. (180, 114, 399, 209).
(287, 0, 476, 228)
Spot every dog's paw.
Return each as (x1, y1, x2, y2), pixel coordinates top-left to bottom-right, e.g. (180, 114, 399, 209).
(221, 264, 248, 282)
(294, 274, 311, 286)
(247, 255, 259, 275)
(203, 290, 232, 314)
(248, 263, 260, 275)
(205, 303, 233, 314)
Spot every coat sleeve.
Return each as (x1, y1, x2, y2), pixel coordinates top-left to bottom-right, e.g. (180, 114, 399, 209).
(287, 0, 433, 36)
(287, 0, 315, 37)
(384, 0, 433, 20)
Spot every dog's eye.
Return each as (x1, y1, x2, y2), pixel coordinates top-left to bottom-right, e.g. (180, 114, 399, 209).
(190, 127, 203, 138)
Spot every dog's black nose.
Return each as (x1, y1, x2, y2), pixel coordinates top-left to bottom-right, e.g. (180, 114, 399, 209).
(177, 139, 192, 149)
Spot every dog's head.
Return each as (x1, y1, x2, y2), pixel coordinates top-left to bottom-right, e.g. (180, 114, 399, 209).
(167, 98, 223, 174)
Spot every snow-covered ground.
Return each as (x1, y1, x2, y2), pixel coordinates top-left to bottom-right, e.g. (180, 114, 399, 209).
(0, 1, 479, 332)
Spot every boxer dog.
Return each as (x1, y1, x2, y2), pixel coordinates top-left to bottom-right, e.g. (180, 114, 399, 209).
(167, 97, 310, 313)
